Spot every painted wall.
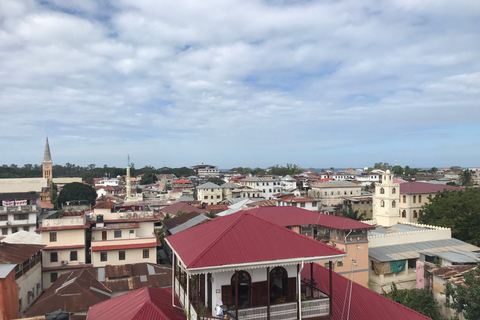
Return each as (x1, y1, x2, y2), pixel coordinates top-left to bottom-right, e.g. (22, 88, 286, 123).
(0, 268, 19, 320)
(91, 247, 156, 267)
(17, 262, 42, 316)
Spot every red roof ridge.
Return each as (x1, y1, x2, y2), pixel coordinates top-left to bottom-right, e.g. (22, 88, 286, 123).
(186, 212, 344, 268)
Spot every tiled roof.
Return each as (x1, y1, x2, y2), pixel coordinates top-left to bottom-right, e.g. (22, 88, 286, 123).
(87, 287, 185, 320)
(245, 207, 375, 231)
(172, 179, 193, 184)
(162, 211, 203, 230)
(302, 263, 431, 320)
(400, 182, 463, 194)
(166, 212, 345, 270)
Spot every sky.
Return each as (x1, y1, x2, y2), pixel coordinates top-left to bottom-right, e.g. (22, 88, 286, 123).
(1, 0, 480, 169)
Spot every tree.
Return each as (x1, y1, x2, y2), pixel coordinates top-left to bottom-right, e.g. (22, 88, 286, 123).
(391, 165, 403, 175)
(459, 169, 474, 187)
(444, 264, 480, 320)
(57, 182, 97, 207)
(205, 212, 218, 219)
(140, 172, 158, 185)
(207, 177, 225, 185)
(373, 162, 392, 171)
(340, 205, 365, 221)
(418, 188, 480, 246)
(383, 283, 442, 320)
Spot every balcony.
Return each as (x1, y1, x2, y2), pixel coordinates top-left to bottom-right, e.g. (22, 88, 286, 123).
(0, 205, 37, 213)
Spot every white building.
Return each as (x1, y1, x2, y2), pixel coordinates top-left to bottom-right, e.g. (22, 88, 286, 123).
(238, 176, 282, 199)
(0, 193, 40, 235)
(280, 175, 297, 191)
(192, 163, 220, 178)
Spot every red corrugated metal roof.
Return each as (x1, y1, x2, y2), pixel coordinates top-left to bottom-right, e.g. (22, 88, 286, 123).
(87, 287, 185, 320)
(245, 207, 375, 230)
(43, 244, 85, 250)
(166, 212, 345, 270)
(91, 242, 156, 251)
(36, 223, 90, 232)
(172, 179, 193, 184)
(302, 263, 432, 320)
(400, 182, 463, 194)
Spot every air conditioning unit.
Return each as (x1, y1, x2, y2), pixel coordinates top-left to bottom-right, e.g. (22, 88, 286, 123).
(61, 260, 68, 265)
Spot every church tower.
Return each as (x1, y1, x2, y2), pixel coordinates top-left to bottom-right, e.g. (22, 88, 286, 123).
(42, 137, 53, 188)
(373, 170, 400, 226)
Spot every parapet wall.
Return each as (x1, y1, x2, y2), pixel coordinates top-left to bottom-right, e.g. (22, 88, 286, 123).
(368, 222, 451, 248)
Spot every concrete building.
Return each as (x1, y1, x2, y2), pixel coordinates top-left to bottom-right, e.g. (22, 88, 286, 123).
(309, 181, 362, 206)
(196, 182, 222, 205)
(0, 242, 44, 317)
(275, 194, 318, 211)
(192, 163, 220, 178)
(37, 216, 90, 289)
(90, 204, 157, 268)
(0, 192, 40, 235)
(238, 176, 282, 199)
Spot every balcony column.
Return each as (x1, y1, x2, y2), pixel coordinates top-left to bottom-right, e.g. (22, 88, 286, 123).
(267, 267, 270, 320)
(329, 260, 333, 316)
(172, 253, 176, 306)
(235, 270, 239, 320)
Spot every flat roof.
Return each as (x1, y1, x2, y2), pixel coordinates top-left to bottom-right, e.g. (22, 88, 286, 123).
(370, 223, 430, 236)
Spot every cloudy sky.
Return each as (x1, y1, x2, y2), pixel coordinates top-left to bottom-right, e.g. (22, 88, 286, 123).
(1, 0, 480, 169)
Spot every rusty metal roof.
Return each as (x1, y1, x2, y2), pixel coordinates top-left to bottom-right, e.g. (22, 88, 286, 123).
(0, 243, 44, 264)
(26, 268, 112, 317)
(427, 264, 477, 285)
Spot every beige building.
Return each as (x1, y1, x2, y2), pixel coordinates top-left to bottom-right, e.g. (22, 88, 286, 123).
(37, 216, 90, 289)
(373, 170, 400, 227)
(398, 182, 464, 223)
(90, 205, 157, 267)
(309, 181, 362, 206)
(196, 182, 222, 205)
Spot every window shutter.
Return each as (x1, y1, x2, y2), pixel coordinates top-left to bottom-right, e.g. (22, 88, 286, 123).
(222, 285, 232, 307)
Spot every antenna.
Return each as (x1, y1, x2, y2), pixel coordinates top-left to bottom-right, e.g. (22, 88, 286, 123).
(128, 154, 130, 165)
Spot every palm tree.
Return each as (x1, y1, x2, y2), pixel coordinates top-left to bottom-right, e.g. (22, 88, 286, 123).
(205, 212, 218, 219)
(163, 213, 172, 220)
(459, 169, 474, 187)
(341, 205, 366, 221)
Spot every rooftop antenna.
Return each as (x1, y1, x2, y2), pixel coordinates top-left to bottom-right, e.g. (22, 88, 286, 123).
(128, 154, 130, 166)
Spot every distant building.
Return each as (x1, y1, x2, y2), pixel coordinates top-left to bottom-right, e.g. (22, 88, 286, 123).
(0, 192, 41, 235)
(238, 176, 282, 199)
(309, 180, 362, 206)
(192, 163, 220, 178)
(196, 182, 222, 205)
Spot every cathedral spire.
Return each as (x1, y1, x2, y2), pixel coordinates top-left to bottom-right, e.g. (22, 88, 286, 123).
(43, 137, 52, 163)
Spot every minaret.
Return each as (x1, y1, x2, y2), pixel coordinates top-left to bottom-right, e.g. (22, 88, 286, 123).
(126, 155, 131, 201)
(373, 170, 400, 226)
(42, 137, 53, 188)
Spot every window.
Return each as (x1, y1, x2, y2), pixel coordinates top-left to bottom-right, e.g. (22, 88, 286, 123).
(14, 214, 28, 220)
(231, 271, 251, 308)
(269, 267, 287, 303)
(204, 196, 208, 199)
(216, 195, 220, 199)
(403, 195, 406, 203)
(130, 230, 134, 234)
(70, 251, 77, 261)
(0, 215, 7, 221)
(392, 200, 396, 208)
(413, 195, 416, 203)
(50, 252, 58, 263)
(300, 202, 306, 208)
(50, 272, 58, 283)
(413, 210, 418, 219)
(210, 195, 213, 199)
(324, 263, 330, 268)
(100, 252, 107, 262)
(114, 230, 122, 238)
(119, 251, 125, 260)
(419, 195, 422, 202)
(143, 249, 149, 259)
(2, 228, 7, 235)
(325, 192, 327, 196)
(392, 188, 396, 194)
(380, 188, 385, 194)
(23, 226, 29, 231)
(380, 200, 385, 207)
(337, 261, 344, 267)
(402, 210, 406, 218)
(50, 232, 57, 242)
(11, 227, 18, 233)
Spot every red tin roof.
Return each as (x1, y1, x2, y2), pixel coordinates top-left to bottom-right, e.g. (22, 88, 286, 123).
(166, 212, 345, 270)
(88, 287, 184, 320)
(400, 182, 463, 194)
(91, 242, 156, 252)
(0, 243, 44, 264)
(302, 263, 431, 320)
(245, 207, 375, 230)
(172, 179, 193, 184)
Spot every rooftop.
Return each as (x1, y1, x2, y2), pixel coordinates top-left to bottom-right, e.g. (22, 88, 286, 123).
(0, 242, 44, 264)
(400, 181, 464, 194)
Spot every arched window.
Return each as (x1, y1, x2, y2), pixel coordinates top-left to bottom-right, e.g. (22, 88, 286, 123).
(419, 210, 423, 216)
(402, 210, 406, 218)
(419, 195, 422, 202)
(403, 195, 406, 203)
(231, 271, 251, 308)
(270, 267, 288, 304)
(380, 188, 385, 194)
(392, 188, 396, 194)
(380, 200, 385, 207)
(325, 192, 327, 196)
(413, 210, 418, 219)
(392, 200, 396, 208)
(413, 195, 416, 203)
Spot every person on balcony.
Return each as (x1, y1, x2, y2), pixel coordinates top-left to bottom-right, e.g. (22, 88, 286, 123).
(216, 301, 224, 316)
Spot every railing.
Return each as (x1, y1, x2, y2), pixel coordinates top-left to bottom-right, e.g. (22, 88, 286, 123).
(0, 205, 37, 212)
(224, 298, 329, 320)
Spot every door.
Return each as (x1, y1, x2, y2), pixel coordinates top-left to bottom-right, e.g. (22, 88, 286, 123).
(102, 231, 107, 241)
